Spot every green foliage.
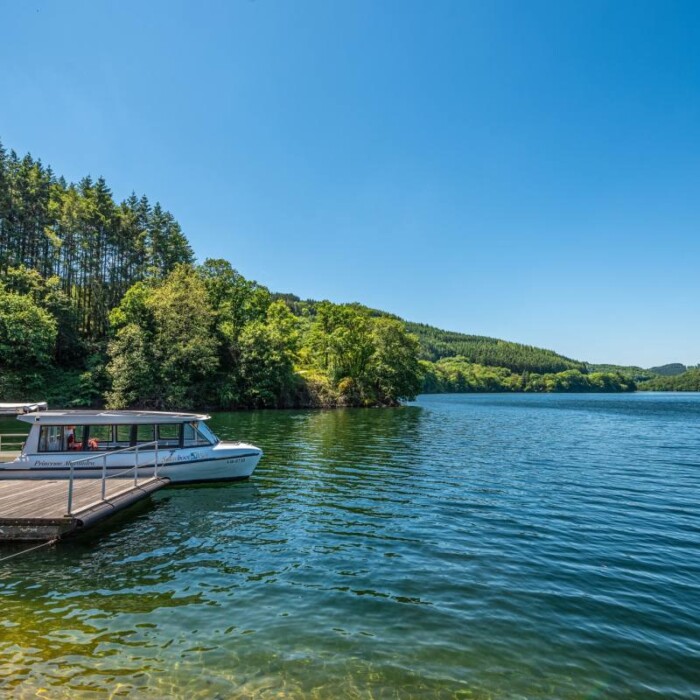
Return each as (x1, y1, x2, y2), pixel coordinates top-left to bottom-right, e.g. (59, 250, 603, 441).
(307, 302, 375, 384)
(586, 363, 657, 382)
(406, 322, 585, 374)
(367, 318, 423, 404)
(106, 324, 155, 408)
(648, 363, 687, 377)
(1, 265, 84, 364)
(237, 301, 300, 408)
(102, 275, 424, 410)
(638, 368, 700, 391)
(0, 142, 193, 342)
(106, 266, 219, 409)
(422, 357, 635, 394)
(302, 301, 423, 406)
(0, 367, 96, 407)
(0, 284, 57, 368)
(199, 258, 272, 377)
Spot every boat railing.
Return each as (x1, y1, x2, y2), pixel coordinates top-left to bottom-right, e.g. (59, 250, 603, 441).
(66, 440, 162, 516)
(0, 433, 27, 452)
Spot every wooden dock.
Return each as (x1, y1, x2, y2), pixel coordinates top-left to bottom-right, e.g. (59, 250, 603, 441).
(0, 476, 169, 541)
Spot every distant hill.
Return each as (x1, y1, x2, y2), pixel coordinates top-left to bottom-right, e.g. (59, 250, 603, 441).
(639, 368, 700, 391)
(648, 363, 687, 376)
(404, 323, 585, 374)
(587, 362, 690, 382)
(586, 364, 656, 382)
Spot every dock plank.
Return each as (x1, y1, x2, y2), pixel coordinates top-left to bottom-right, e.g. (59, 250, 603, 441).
(0, 477, 168, 540)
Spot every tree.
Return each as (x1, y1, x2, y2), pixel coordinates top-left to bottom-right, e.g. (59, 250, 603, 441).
(106, 266, 219, 408)
(1, 265, 83, 364)
(0, 285, 57, 368)
(105, 323, 156, 408)
(237, 301, 300, 407)
(367, 318, 422, 404)
(307, 301, 374, 384)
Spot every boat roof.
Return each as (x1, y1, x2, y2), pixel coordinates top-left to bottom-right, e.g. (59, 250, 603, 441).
(17, 410, 210, 425)
(0, 402, 48, 415)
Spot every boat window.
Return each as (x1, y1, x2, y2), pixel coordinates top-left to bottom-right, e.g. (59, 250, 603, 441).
(183, 422, 213, 446)
(156, 424, 180, 447)
(115, 425, 132, 446)
(88, 425, 115, 451)
(136, 424, 155, 444)
(40, 425, 87, 451)
(39, 425, 63, 452)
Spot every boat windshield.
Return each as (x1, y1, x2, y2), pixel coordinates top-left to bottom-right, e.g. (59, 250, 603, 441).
(183, 422, 217, 446)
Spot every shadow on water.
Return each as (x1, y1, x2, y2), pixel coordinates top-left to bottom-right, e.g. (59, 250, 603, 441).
(211, 404, 424, 468)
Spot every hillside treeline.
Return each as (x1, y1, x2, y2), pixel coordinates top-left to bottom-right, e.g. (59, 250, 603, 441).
(105, 262, 422, 408)
(0, 260, 423, 408)
(0, 141, 639, 406)
(637, 368, 700, 391)
(422, 357, 636, 393)
(404, 323, 585, 374)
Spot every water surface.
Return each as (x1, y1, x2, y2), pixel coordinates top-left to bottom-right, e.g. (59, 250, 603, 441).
(1, 393, 699, 698)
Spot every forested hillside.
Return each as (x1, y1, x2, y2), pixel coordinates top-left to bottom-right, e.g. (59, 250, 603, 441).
(638, 368, 700, 391)
(648, 363, 687, 376)
(0, 141, 644, 406)
(586, 364, 657, 382)
(405, 322, 585, 374)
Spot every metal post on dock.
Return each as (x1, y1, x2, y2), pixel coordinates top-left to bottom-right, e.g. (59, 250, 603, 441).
(154, 441, 159, 478)
(101, 454, 107, 500)
(134, 445, 139, 487)
(67, 461, 75, 515)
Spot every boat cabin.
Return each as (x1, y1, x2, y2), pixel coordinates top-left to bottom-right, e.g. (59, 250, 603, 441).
(17, 411, 219, 455)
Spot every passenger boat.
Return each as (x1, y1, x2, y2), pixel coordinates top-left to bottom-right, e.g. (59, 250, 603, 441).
(0, 410, 262, 483)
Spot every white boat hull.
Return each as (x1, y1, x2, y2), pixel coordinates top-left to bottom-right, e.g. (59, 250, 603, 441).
(0, 442, 262, 484)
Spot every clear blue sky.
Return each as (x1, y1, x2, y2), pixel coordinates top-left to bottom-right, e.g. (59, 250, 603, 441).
(1, 0, 699, 367)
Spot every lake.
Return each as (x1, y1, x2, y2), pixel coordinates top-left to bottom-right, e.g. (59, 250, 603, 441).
(1, 393, 699, 698)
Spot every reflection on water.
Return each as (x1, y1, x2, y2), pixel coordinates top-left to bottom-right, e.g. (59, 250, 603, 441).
(1, 396, 700, 698)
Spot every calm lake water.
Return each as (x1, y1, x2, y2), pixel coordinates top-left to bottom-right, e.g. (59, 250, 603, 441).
(1, 393, 700, 698)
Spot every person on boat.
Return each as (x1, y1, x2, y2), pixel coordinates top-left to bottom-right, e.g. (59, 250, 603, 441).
(66, 426, 99, 450)
(66, 426, 81, 450)
(66, 425, 82, 450)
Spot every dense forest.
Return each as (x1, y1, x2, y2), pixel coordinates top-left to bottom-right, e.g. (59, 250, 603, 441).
(421, 358, 636, 393)
(636, 368, 700, 391)
(0, 141, 687, 408)
(648, 363, 687, 377)
(405, 322, 585, 374)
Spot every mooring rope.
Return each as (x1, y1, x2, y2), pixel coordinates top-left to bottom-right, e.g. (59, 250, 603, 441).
(0, 537, 59, 563)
